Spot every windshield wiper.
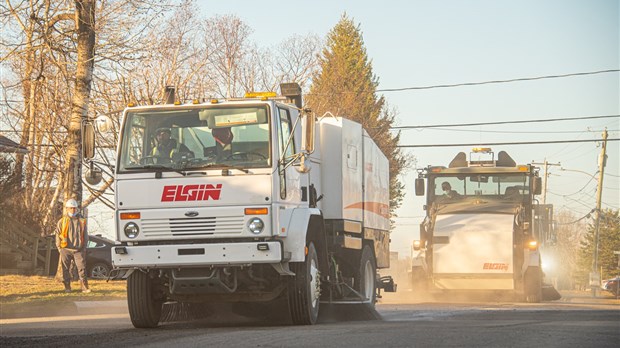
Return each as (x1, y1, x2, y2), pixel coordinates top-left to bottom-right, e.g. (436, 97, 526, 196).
(124, 164, 187, 176)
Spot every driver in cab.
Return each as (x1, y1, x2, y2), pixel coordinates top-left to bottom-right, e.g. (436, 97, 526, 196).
(441, 181, 461, 199)
(152, 127, 192, 161)
(211, 127, 233, 161)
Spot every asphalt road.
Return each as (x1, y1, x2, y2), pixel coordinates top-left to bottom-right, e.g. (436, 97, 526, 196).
(1, 292, 618, 348)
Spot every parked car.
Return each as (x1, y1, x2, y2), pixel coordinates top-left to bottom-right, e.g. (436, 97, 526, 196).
(601, 276, 620, 296)
(41, 234, 123, 280)
(86, 234, 116, 279)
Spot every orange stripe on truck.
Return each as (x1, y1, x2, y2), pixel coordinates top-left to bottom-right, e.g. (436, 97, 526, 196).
(344, 202, 389, 219)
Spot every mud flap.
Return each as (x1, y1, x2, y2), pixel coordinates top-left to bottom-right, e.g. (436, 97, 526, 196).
(377, 275, 397, 292)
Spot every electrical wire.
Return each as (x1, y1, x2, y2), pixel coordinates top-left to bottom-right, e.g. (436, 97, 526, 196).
(376, 69, 620, 92)
(391, 114, 619, 130)
(555, 209, 595, 225)
(423, 128, 619, 134)
(397, 138, 620, 148)
(549, 173, 598, 197)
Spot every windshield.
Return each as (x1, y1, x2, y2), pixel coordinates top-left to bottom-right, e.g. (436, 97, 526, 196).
(431, 173, 530, 204)
(118, 106, 271, 172)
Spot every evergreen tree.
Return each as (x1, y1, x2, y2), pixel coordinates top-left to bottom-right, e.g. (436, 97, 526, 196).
(306, 14, 409, 214)
(578, 209, 620, 283)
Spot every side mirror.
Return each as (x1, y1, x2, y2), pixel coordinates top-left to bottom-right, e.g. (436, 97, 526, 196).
(82, 122, 95, 160)
(533, 177, 542, 195)
(302, 111, 315, 153)
(415, 178, 425, 196)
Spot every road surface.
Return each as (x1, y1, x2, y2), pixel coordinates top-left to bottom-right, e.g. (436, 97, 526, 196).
(1, 292, 618, 347)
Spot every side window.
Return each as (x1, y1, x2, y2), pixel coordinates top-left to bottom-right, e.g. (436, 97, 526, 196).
(127, 116, 145, 165)
(278, 108, 294, 160)
(277, 108, 294, 199)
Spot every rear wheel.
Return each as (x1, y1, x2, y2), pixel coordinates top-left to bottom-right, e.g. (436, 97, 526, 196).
(128, 271, 164, 328)
(356, 245, 377, 305)
(288, 242, 320, 325)
(524, 267, 542, 303)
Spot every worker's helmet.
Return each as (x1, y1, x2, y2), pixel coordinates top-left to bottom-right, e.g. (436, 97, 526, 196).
(65, 199, 79, 208)
(156, 127, 171, 135)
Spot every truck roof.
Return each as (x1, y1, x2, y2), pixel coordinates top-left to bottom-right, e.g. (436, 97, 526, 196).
(427, 165, 533, 175)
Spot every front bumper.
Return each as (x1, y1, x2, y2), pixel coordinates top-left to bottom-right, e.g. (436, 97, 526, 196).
(112, 241, 282, 268)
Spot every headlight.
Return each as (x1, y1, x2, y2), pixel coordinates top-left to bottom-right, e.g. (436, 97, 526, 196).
(124, 222, 139, 238)
(248, 218, 264, 234)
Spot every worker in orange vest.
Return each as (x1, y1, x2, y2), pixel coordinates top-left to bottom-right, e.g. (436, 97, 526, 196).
(55, 199, 91, 293)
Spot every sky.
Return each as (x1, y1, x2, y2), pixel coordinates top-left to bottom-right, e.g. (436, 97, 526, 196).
(84, 1, 620, 259)
(189, 0, 619, 257)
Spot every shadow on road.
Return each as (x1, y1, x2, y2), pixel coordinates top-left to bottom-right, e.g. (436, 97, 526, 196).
(155, 301, 382, 329)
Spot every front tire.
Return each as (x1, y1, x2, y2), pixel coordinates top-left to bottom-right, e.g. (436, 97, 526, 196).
(128, 271, 164, 328)
(288, 242, 320, 325)
(524, 267, 542, 303)
(411, 266, 428, 292)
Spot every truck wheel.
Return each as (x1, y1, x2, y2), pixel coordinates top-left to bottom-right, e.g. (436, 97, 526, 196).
(288, 241, 320, 325)
(357, 245, 377, 305)
(524, 267, 542, 303)
(128, 271, 163, 328)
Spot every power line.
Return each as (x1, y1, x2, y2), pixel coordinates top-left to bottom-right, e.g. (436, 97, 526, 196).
(397, 138, 620, 148)
(391, 114, 619, 130)
(422, 128, 619, 134)
(377, 69, 620, 92)
(556, 209, 595, 225)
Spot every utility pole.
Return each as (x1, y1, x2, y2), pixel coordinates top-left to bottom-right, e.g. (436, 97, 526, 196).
(532, 159, 561, 204)
(591, 129, 608, 297)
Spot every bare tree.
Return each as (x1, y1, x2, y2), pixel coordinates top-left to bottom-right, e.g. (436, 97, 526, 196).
(0, 0, 333, 238)
(62, 0, 96, 205)
(203, 14, 253, 98)
(0, 0, 170, 230)
(273, 34, 321, 91)
(239, 34, 321, 94)
(552, 211, 587, 290)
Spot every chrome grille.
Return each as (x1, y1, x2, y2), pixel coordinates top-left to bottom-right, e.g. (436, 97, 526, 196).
(142, 215, 244, 238)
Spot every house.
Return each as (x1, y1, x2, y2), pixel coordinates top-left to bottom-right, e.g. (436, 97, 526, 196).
(0, 134, 46, 275)
(0, 134, 28, 154)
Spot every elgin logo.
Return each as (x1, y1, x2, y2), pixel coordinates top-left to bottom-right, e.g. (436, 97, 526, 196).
(483, 263, 509, 271)
(161, 184, 222, 202)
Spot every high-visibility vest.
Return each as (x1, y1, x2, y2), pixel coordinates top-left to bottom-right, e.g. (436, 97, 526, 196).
(152, 141, 181, 158)
(58, 216, 86, 248)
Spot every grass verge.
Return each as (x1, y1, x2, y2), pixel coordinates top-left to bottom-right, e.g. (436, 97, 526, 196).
(0, 275, 127, 318)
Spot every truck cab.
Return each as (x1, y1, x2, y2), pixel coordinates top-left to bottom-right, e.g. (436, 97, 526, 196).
(412, 148, 547, 302)
(84, 84, 395, 328)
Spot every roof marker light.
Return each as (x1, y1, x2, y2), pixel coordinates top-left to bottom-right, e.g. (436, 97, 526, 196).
(245, 91, 276, 98)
